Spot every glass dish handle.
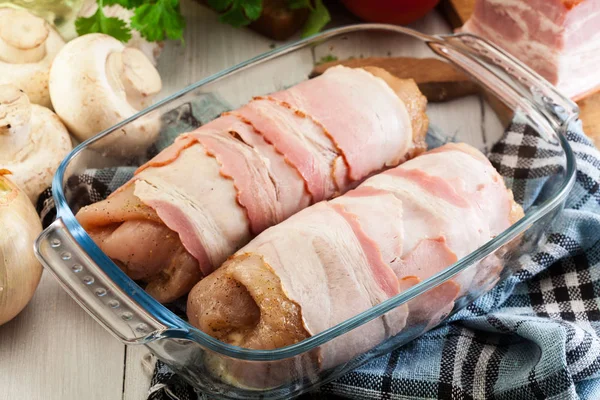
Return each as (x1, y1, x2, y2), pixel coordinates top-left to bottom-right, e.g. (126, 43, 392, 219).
(34, 218, 168, 344)
(432, 33, 579, 132)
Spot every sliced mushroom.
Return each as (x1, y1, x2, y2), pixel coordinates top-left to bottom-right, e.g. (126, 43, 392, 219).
(0, 8, 65, 109)
(78, 0, 164, 65)
(0, 84, 72, 202)
(49, 34, 162, 153)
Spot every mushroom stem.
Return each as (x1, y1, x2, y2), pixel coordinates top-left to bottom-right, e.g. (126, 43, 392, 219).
(0, 9, 49, 64)
(106, 47, 162, 110)
(0, 85, 31, 162)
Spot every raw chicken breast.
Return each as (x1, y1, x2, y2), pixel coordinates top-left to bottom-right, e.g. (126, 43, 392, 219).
(187, 143, 523, 386)
(76, 66, 429, 302)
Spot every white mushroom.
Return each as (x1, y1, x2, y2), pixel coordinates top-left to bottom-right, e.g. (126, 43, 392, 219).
(49, 34, 162, 154)
(0, 8, 65, 109)
(0, 84, 72, 202)
(78, 0, 164, 66)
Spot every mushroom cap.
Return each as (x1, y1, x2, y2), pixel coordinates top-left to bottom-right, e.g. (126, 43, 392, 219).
(49, 33, 162, 154)
(0, 84, 72, 202)
(0, 11, 49, 54)
(0, 8, 65, 109)
(78, 0, 164, 65)
(0, 85, 32, 160)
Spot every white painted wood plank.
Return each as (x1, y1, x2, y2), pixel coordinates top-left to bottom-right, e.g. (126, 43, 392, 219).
(156, 0, 313, 106)
(418, 13, 487, 149)
(123, 346, 155, 400)
(313, 11, 452, 62)
(0, 272, 125, 400)
(428, 95, 485, 150)
(482, 100, 507, 150)
(156, 0, 276, 99)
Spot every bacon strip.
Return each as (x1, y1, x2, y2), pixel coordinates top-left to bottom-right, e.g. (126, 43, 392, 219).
(331, 203, 400, 297)
(270, 66, 413, 181)
(77, 66, 427, 304)
(233, 98, 337, 201)
(187, 143, 522, 377)
(191, 131, 281, 235)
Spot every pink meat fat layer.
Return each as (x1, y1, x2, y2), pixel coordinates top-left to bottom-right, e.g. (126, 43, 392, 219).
(397, 268, 461, 332)
(385, 168, 470, 208)
(465, 0, 596, 48)
(399, 237, 459, 280)
(190, 131, 280, 235)
(132, 142, 252, 277)
(135, 111, 310, 238)
(233, 101, 327, 202)
(270, 66, 413, 182)
(461, 0, 600, 99)
(330, 203, 400, 297)
(334, 186, 404, 267)
(428, 142, 491, 165)
(345, 186, 394, 198)
(133, 185, 213, 276)
(195, 114, 311, 223)
(136, 135, 197, 174)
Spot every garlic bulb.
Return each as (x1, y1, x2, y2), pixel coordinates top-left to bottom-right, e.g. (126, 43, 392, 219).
(0, 170, 43, 326)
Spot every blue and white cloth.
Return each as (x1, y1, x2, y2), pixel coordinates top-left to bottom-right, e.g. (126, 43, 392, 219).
(299, 120, 600, 400)
(36, 102, 600, 400)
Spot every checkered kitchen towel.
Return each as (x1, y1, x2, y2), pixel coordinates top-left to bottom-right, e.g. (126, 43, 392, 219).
(37, 98, 600, 399)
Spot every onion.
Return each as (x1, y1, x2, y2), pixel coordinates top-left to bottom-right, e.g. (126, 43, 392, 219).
(0, 169, 42, 326)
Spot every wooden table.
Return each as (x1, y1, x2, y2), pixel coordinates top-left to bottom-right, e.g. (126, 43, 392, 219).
(0, 2, 502, 399)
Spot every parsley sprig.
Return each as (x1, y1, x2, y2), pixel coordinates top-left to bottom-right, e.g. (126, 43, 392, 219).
(75, 0, 133, 42)
(288, 0, 330, 37)
(75, 0, 185, 42)
(206, 0, 262, 27)
(75, 0, 329, 43)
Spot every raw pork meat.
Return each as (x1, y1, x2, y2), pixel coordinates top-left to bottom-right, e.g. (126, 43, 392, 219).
(462, 0, 600, 99)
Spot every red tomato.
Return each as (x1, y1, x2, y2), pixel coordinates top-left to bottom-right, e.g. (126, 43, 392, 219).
(341, 0, 440, 25)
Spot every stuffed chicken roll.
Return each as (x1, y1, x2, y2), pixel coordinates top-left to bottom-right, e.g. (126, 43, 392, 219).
(76, 66, 429, 302)
(187, 143, 524, 372)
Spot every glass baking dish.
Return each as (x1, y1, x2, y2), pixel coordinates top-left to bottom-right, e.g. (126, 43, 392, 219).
(34, 24, 577, 399)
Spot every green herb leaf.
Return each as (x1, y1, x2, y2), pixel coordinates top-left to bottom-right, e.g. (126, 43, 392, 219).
(103, 0, 134, 9)
(316, 54, 337, 65)
(301, 0, 330, 38)
(209, 0, 263, 27)
(131, 0, 185, 42)
(219, 6, 251, 27)
(75, 4, 132, 42)
(241, 0, 262, 20)
(128, 0, 147, 7)
(75, 13, 101, 34)
(288, 0, 311, 10)
(207, 0, 232, 13)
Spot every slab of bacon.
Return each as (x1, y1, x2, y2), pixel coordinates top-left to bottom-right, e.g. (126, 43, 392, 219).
(187, 143, 524, 372)
(461, 0, 600, 100)
(76, 66, 428, 303)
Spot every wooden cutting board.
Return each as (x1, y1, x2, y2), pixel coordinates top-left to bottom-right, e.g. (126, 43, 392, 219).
(439, 0, 600, 146)
(438, 0, 475, 29)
